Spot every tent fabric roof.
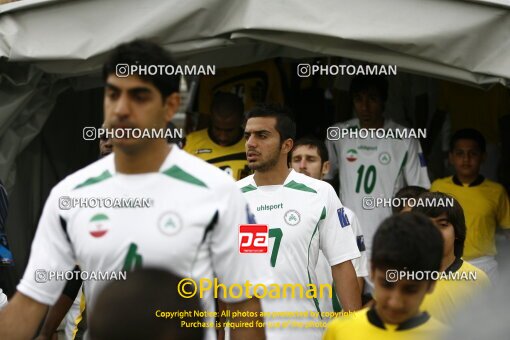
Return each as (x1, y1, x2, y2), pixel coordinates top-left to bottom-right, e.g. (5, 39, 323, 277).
(1, 0, 509, 85)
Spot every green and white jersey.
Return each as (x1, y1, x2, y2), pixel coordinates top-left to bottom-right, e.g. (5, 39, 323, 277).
(316, 206, 368, 313)
(325, 118, 430, 252)
(237, 170, 360, 340)
(18, 147, 270, 339)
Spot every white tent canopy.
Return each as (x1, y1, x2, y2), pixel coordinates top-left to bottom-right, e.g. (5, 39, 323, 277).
(1, 0, 510, 83)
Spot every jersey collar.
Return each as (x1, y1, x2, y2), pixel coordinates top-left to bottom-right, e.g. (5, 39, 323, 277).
(367, 307, 431, 331)
(452, 175, 485, 187)
(444, 257, 463, 274)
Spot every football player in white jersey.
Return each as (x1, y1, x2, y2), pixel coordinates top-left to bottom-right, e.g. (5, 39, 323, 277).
(0, 40, 269, 340)
(289, 137, 368, 310)
(325, 75, 431, 257)
(238, 105, 361, 340)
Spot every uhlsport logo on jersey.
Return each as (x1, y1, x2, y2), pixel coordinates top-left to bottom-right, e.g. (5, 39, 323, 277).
(337, 208, 350, 228)
(89, 213, 110, 238)
(346, 149, 358, 162)
(284, 210, 301, 226)
(379, 152, 391, 165)
(158, 211, 183, 236)
(239, 224, 268, 253)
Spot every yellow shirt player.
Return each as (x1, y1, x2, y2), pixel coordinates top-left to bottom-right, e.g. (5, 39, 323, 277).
(413, 192, 491, 323)
(431, 129, 510, 282)
(323, 213, 447, 340)
(184, 92, 251, 180)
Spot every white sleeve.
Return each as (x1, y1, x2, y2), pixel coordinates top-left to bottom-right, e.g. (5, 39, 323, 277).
(404, 137, 431, 189)
(345, 208, 368, 277)
(211, 181, 271, 303)
(17, 188, 76, 305)
(319, 185, 360, 266)
(324, 139, 339, 181)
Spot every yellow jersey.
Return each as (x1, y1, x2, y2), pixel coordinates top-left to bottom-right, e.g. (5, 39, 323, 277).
(431, 175, 510, 259)
(421, 258, 490, 324)
(323, 308, 446, 340)
(183, 128, 250, 180)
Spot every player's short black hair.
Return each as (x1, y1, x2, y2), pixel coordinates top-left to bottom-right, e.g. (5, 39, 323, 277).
(412, 192, 466, 258)
(349, 74, 389, 103)
(103, 40, 180, 100)
(89, 268, 203, 340)
(372, 212, 443, 279)
(211, 92, 244, 118)
(291, 137, 329, 163)
(245, 104, 296, 142)
(392, 186, 428, 214)
(450, 128, 486, 153)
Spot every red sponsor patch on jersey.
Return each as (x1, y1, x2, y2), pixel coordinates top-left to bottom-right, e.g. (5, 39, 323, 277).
(239, 224, 268, 253)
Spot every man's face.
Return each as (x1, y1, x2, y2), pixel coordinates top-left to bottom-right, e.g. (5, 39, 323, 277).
(371, 268, 434, 325)
(103, 75, 176, 153)
(449, 139, 484, 179)
(210, 113, 243, 146)
(290, 145, 328, 180)
(429, 212, 455, 259)
(244, 117, 284, 172)
(353, 88, 384, 126)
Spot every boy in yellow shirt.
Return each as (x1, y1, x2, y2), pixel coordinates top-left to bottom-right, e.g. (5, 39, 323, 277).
(414, 192, 490, 323)
(323, 213, 446, 340)
(431, 128, 510, 282)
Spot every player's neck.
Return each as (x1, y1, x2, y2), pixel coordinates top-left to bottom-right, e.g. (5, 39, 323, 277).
(455, 173, 479, 185)
(115, 141, 171, 174)
(254, 164, 291, 186)
(359, 117, 384, 129)
(440, 253, 457, 272)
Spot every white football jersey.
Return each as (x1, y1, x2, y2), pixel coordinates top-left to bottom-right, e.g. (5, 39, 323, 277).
(237, 170, 360, 340)
(315, 206, 368, 313)
(18, 146, 270, 340)
(325, 118, 430, 252)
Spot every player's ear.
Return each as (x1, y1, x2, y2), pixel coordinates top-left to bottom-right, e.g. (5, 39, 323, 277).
(163, 92, 180, 123)
(321, 161, 330, 178)
(281, 138, 294, 154)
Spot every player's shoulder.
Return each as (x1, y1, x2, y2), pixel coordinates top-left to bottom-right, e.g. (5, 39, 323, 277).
(482, 178, 507, 193)
(236, 174, 255, 191)
(287, 171, 335, 195)
(431, 176, 453, 189)
(333, 118, 359, 129)
(384, 118, 410, 130)
(325, 308, 366, 332)
(185, 128, 208, 141)
(169, 147, 238, 190)
(460, 260, 491, 285)
(54, 154, 115, 194)
(424, 314, 448, 332)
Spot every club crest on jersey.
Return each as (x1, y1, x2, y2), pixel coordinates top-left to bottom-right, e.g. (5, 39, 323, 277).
(158, 211, 183, 236)
(346, 149, 358, 162)
(284, 210, 301, 226)
(337, 208, 350, 228)
(378, 152, 391, 165)
(89, 213, 110, 238)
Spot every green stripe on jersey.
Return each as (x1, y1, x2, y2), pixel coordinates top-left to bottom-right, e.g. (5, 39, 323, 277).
(74, 170, 112, 190)
(162, 166, 208, 188)
(240, 184, 257, 193)
(306, 206, 327, 316)
(284, 180, 317, 193)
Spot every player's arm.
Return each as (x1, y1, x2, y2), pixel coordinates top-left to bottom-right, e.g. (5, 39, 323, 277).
(320, 185, 362, 311)
(323, 138, 339, 181)
(36, 270, 82, 340)
(0, 291, 48, 338)
(331, 261, 361, 311)
(227, 297, 265, 340)
(403, 137, 431, 188)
